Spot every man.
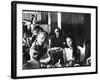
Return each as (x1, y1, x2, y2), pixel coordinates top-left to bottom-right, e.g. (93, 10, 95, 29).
(23, 32, 49, 69)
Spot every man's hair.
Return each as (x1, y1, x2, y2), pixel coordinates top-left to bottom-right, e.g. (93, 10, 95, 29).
(36, 31, 47, 39)
(34, 25, 43, 32)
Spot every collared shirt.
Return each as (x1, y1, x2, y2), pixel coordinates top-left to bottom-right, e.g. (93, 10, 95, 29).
(64, 47, 73, 61)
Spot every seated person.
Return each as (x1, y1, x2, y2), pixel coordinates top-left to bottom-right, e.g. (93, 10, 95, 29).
(47, 47, 63, 68)
(77, 39, 91, 66)
(23, 32, 50, 69)
(63, 35, 79, 67)
(50, 28, 64, 48)
(48, 28, 64, 67)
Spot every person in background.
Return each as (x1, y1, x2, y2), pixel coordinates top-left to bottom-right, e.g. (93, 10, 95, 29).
(22, 32, 31, 64)
(23, 32, 49, 69)
(85, 39, 91, 65)
(31, 14, 36, 24)
(77, 39, 91, 66)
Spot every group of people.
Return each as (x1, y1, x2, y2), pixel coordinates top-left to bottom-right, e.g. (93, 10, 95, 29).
(23, 24, 91, 69)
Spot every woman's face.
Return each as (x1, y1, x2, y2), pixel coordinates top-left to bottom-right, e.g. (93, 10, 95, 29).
(66, 37, 72, 47)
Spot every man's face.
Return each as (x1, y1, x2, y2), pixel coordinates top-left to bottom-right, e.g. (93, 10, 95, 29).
(66, 37, 72, 47)
(37, 33, 46, 45)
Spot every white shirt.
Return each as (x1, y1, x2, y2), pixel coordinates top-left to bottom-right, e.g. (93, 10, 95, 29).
(65, 47, 73, 61)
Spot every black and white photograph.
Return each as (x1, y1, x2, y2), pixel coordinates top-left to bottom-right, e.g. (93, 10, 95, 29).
(22, 11, 91, 69)
(11, 1, 97, 79)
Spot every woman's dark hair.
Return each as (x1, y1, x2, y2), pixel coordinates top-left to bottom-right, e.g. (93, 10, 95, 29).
(65, 34, 76, 47)
(65, 34, 78, 60)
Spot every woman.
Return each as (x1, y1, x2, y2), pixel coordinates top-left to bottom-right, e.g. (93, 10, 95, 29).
(63, 34, 79, 66)
(50, 28, 64, 48)
(48, 28, 64, 67)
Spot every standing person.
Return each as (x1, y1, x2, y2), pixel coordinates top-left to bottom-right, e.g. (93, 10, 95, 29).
(31, 14, 36, 24)
(23, 32, 49, 69)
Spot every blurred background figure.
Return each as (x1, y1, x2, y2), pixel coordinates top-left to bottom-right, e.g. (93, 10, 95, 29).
(77, 39, 91, 66)
(22, 32, 31, 64)
(31, 14, 36, 24)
